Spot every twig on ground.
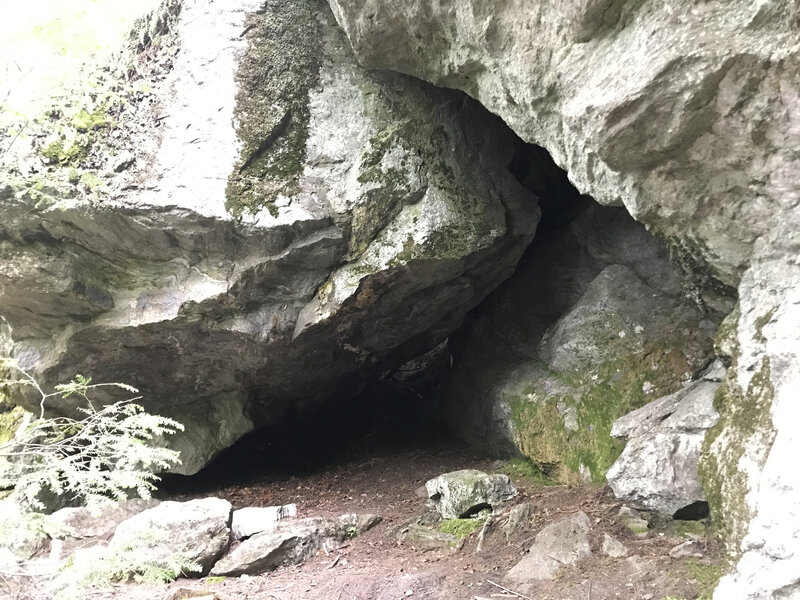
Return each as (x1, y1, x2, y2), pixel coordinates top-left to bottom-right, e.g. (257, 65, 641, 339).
(327, 555, 341, 569)
(486, 579, 535, 600)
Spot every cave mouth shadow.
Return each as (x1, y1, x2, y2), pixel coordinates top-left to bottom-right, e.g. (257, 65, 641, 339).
(157, 376, 470, 496)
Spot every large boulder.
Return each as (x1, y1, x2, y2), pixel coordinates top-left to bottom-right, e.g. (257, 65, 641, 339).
(425, 470, 517, 519)
(109, 497, 232, 575)
(606, 365, 722, 516)
(0, 0, 538, 474)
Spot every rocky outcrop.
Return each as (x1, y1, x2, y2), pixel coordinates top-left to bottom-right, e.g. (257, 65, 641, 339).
(441, 202, 715, 483)
(327, 3, 799, 596)
(703, 214, 800, 599)
(328, 0, 798, 314)
(607, 363, 722, 516)
(0, 0, 538, 474)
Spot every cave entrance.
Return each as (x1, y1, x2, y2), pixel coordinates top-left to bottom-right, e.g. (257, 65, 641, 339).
(159, 139, 715, 509)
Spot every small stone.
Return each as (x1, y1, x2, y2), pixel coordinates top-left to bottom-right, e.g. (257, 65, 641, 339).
(602, 533, 628, 558)
(669, 540, 704, 558)
(231, 504, 297, 540)
(390, 523, 459, 552)
(502, 502, 533, 539)
(617, 506, 650, 538)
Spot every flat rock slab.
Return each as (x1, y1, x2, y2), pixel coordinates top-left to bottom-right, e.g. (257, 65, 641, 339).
(110, 497, 232, 575)
(425, 470, 517, 519)
(231, 504, 297, 540)
(390, 523, 460, 552)
(506, 511, 592, 582)
(210, 513, 380, 576)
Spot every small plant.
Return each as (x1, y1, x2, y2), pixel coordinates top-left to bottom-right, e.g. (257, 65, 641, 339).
(0, 357, 183, 511)
(345, 525, 358, 540)
(53, 533, 202, 599)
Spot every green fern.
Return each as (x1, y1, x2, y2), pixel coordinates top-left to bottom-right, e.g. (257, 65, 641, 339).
(0, 357, 183, 511)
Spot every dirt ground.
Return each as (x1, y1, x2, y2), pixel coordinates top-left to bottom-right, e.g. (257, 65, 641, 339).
(109, 429, 724, 600)
(9, 431, 723, 600)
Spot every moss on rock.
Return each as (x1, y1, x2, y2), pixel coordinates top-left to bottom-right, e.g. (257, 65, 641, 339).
(225, 0, 322, 217)
(698, 357, 775, 556)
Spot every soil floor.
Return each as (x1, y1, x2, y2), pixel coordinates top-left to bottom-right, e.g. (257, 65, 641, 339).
(12, 429, 724, 600)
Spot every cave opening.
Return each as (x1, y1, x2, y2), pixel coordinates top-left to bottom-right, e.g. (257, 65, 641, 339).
(159, 136, 713, 507)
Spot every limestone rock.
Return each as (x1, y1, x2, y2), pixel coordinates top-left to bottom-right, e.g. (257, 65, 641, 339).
(390, 523, 459, 552)
(502, 502, 533, 540)
(506, 511, 592, 582)
(326, 5, 800, 596)
(602, 534, 628, 558)
(0, 0, 538, 475)
(231, 504, 297, 540)
(48, 499, 161, 540)
(669, 540, 704, 559)
(328, 0, 798, 312)
(607, 371, 721, 516)
(425, 470, 517, 519)
(210, 513, 380, 575)
(110, 497, 232, 575)
(442, 203, 715, 484)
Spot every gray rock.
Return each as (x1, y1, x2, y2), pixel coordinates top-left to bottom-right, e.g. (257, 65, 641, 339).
(110, 497, 232, 575)
(669, 540, 704, 559)
(0, 0, 538, 476)
(210, 513, 380, 575)
(390, 523, 459, 552)
(710, 216, 800, 600)
(329, 0, 796, 311)
(0, 501, 49, 561)
(502, 502, 533, 540)
(425, 470, 517, 519)
(506, 511, 592, 582)
(617, 506, 650, 538)
(48, 499, 161, 540)
(602, 533, 628, 558)
(607, 376, 721, 516)
(231, 504, 297, 540)
(328, 2, 800, 597)
(440, 203, 714, 484)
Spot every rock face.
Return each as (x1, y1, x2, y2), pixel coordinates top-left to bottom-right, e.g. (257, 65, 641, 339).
(425, 470, 517, 519)
(110, 497, 232, 575)
(506, 511, 592, 582)
(0, 0, 538, 474)
(442, 201, 715, 483)
(327, 3, 800, 596)
(328, 0, 797, 313)
(607, 364, 722, 516)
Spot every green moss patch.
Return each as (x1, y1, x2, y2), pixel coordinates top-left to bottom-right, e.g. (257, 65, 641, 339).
(508, 329, 703, 484)
(698, 357, 775, 555)
(500, 457, 554, 486)
(225, 0, 322, 217)
(438, 517, 485, 539)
